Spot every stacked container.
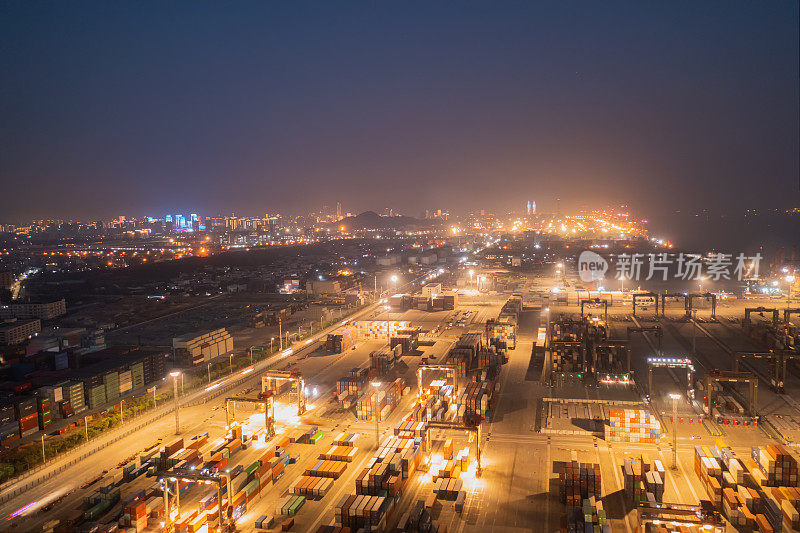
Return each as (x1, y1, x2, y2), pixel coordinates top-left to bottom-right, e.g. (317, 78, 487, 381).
(65, 381, 86, 413)
(605, 408, 661, 443)
(37, 396, 52, 430)
(555, 454, 601, 509)
(103, 371, 119, 402)
(751, 445, 799, 487)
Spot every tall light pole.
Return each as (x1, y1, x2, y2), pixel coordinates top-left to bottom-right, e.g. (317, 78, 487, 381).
(371, 381, 382, 449)
(787, 275, 795, 309)
(171, 371, 181, 435)
(207, 363, 212, 384)
(41, 434, 46, 463)
(469, 269, 474, 286)
(384, 305, 392, 342)
(270, 337, 275, 352)
(690, 309, 697, 357)
(391, 275, 398, 294)
(249, 345, 253, 365)
(669, 393, 681, 469)
(120, 399, 124, 425)
(279, 317, 283, 350)
(228, 353, 233, 373)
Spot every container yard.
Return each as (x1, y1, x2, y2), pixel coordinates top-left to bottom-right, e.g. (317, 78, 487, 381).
(5, 270, 800, 533)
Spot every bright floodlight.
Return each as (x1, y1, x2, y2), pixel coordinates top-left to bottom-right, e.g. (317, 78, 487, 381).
(557, 263, 563, 268)
(787, 275, 796, 283)
(543, 307, 549, 312)
(668, 393, 681, 400)
(170, 370, 181, 377)
(391, 275, 398, 282)
(371, 381, 382, 388)
(551, 287, 560, 293)
(468, 269, 474, 276)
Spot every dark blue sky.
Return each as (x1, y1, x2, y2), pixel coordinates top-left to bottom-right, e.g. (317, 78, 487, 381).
(1, 2, 797, 221)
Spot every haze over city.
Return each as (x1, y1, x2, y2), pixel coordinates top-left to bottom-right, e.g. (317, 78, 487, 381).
(1, 2, 798, 222)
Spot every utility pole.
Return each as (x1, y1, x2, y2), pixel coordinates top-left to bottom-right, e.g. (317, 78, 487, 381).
(171, 371, 181, 435)
(120, 400, 124, 425)
(669, 393, 680, 469)
(41, 435, 46, 463)
(279, 317, 283, 350)
(84, 416, 88, 441)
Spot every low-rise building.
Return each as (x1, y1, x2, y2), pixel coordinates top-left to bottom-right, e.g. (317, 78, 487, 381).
(0, 319, 41, 345)
(0, 299, 67, 320)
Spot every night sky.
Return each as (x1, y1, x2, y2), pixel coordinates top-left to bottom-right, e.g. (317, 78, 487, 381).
(1, 2, 798, 221)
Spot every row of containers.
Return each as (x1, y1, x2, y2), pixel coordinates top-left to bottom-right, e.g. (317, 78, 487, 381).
(52, 425, 309, 533)
(328, 365, 470, 533)
(694, 440, 799, 532)
(604, 408, 662, 444)
(425, 438, 472, 513)
(0, 395, 52, 443)
(387, 293, 456, 312)
(326, 326, 357, 354)
(1, 349, 168, 445)
(352, 320, 412, 341)
(52, 433, 207, 531)
(561, 496, 610, 533)
(333, 434, 425, 531)
(622, 455, 666, 504)
(554, 453, 602, 510)
(355, 378, 406, 422)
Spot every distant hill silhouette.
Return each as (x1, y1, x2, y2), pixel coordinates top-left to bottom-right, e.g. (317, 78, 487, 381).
(330, 211, 441, 231)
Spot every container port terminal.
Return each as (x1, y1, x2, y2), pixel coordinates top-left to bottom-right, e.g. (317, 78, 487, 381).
(1, 260, 799, 533)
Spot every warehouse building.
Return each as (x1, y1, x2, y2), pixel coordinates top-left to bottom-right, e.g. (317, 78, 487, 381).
(173, 328, 234, 366)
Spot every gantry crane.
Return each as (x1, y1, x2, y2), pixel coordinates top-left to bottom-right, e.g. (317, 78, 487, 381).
(744, 307, 780, 327)
(627, 325, 663, 355)
(225, 392, 275, 437)
(424, 420, 483, 477)
(580, 298, 608, 324)
(660, 293, 689, 317)
(734, 350, 800, 393)
(261, 370, 306, 415)
(632, 292, 659, 318)
(646, 357, 695, 399)
(703, 370, 758, 417)
(686, 292, 717, 319)
(417, 363, 459, 396)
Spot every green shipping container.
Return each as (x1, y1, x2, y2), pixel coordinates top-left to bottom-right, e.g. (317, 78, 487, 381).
(288, 495, 305, 516)
(245, 462, 260, 477)
(310, 431, 323, 444)
(244, 479, 259, 496)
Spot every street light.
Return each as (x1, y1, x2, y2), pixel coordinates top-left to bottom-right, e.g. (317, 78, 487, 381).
(207, 362, 212, 384)
(270, 337, 275, 352)
(228, 353, 233, 374)
(391, 275, 398, 294)
(468, 270, 474, 285)
(668, 393, 681, 469)
(786, 275, 795, 309)
(371, 381, 382, 449)
(170, 371, 181, 435)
